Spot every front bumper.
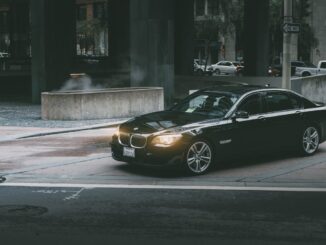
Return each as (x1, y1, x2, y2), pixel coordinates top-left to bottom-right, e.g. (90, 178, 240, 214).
(111, 135, 186, 166)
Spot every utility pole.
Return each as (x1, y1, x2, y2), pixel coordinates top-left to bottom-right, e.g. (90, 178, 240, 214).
(282, 0, 292, 90)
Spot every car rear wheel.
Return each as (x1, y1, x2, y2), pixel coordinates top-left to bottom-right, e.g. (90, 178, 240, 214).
(301, 126, 320, 155)
(184, 141, 213, 175)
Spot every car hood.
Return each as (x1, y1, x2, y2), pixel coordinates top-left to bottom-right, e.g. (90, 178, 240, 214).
(119, 110, 221, 134)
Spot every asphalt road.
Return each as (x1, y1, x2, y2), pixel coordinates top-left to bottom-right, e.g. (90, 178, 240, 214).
(0, 186, 325, 245)
(1, 128, 326, 244)
(1, 128, 326, 188)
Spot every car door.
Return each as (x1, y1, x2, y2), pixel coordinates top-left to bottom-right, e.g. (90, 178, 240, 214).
(228, 92, 268, 155)
(261, 91, 304, 150)
(218, 62, 226, 74)
(224, 62, 233, 74)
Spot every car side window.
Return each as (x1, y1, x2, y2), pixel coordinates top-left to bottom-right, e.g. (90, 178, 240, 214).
(320, 62, 326, 69)
(237, 94, 261, 116)
(263, 92, 297, 113)
(287, 93, 303, 109)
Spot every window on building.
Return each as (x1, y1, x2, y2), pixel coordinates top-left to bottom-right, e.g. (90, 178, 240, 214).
(93, 2, 106, 19)
(1, 2, 31, 72)
(0, 9, 10, 56)
(75, 0, 109, 57)
(77, 5, 87, 21)
(208, 0, 219, 16)
(196, 0, 205, 16)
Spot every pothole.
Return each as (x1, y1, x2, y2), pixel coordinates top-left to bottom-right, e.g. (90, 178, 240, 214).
(0, 205, 48, 217)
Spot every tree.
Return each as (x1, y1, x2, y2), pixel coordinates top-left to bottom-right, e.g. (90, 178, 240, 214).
(269, 0, 318, 64)
(194, 0, 243, 67)
(294, 0, 318, 61)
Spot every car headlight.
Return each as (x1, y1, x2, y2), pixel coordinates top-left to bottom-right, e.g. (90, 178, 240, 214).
(151, 134, 182, 147)
(113, 126, 120, 137)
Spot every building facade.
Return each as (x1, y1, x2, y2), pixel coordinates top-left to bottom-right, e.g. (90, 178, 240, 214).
(0, 0, 271, 103)
(311, 0, 326, 65)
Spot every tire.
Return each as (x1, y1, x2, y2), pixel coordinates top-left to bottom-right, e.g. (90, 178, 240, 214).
(215, 69, 221, 75)
(300, 126, 320, 156)
(183, 140, 213, 175)
(302, 72, 311, 77)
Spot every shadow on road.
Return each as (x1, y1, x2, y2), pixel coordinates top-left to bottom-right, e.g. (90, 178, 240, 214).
(111, 147, 326, 178)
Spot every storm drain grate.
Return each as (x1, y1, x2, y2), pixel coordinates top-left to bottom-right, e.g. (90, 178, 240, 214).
(0, 205, 48, 217)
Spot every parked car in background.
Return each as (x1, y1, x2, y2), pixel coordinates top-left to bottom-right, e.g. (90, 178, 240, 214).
(111, 84, 326, 175)
(268, 65, 281, 77)
(193, 59, 213, 75)
(269, 61, 316, 77)
(295, 60, 326, 77)
(211, 61, 244, 76)
(0, 52, 10, 58)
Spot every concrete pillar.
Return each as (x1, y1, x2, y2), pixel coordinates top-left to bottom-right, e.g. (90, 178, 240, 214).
(108, 0, 130, 69)
(224, 29, 236, 61)
(175, 0, 194, 75)
(31, 0, 75, 103)
(243, 0, 270, 76)
(9, 0, 30, 58)
(130, 0, 175, 105)
(290, 34, 298, 61)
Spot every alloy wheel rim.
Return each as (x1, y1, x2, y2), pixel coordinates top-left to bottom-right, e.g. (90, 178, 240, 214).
(187, 142, 212, 173)
(303, 127, 319, 154)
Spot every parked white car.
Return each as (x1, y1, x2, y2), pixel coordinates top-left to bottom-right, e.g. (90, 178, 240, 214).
(295, 60, 326, 77)
(211, 61, 244, 75)
(194, 59, 213, 75)
(0, 52, 10, 58)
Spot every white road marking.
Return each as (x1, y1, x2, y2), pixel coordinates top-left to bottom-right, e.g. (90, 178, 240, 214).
(63, 188, 85, 201)
(33, 189, 70, 194)
(2, 182, 326, 192)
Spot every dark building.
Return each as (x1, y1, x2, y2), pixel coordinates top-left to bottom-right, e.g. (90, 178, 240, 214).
(0, 0, 270, 104)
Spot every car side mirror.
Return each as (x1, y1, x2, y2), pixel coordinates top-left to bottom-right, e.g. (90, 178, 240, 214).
(233, 110, 249, 119)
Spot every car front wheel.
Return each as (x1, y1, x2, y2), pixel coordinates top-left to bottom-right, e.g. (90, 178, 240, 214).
(214, 69, 221, 75)
(184, 141, 213, 175)
(301, 126, 320, 155)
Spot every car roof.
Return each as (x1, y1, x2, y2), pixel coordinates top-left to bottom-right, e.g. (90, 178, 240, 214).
(199, 84, 277, 96)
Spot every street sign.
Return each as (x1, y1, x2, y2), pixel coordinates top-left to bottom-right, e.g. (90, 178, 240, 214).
(283, 23, 300, 33)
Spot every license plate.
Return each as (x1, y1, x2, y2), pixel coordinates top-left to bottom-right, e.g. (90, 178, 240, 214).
(123, 147, 135, 158)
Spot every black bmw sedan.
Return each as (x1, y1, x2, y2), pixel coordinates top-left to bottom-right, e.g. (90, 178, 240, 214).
(111, 85, 326, 174)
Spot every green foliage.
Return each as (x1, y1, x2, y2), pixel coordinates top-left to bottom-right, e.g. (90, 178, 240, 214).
(77, 18, 108, 36)
(195, 0, 243, 41)
(269, 0, 318, 63)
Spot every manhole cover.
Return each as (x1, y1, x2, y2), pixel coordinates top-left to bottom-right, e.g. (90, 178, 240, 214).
(0, 205, 48, 217)
(0, 176, 6, 183)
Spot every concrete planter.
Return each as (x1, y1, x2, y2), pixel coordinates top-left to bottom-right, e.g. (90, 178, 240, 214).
(292, 74, 326, 103)
(42, 87, 164, 120)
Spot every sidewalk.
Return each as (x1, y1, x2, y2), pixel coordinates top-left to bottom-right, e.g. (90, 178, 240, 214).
(0, 101, 128, 141)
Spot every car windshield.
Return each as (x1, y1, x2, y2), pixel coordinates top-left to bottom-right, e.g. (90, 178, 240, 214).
(171, 92, 239, 118)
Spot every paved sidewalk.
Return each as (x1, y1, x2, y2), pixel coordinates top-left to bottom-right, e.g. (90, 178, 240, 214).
(0, 101, 128, 141)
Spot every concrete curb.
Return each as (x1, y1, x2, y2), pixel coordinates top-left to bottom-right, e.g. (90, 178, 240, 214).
(0, 119, 129, 142)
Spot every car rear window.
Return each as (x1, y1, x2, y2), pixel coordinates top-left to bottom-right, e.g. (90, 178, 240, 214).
(263, 92, 301, 113)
